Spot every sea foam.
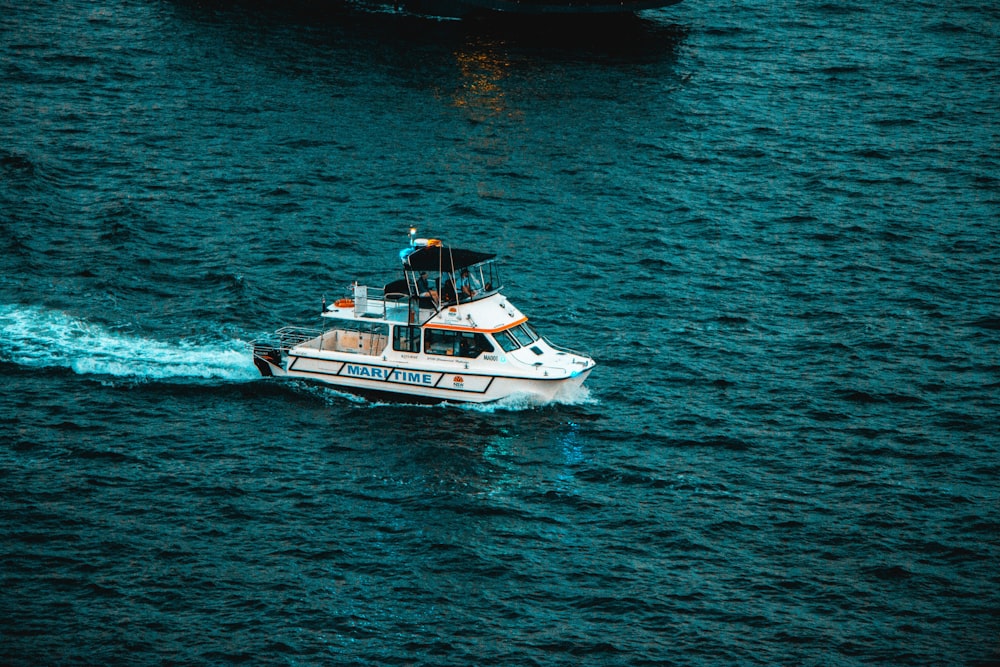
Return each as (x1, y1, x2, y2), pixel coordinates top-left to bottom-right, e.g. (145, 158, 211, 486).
(0, 303, 258, 382)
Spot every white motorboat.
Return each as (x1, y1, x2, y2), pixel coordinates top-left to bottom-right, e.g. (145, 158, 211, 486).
(251, 230, 596, 404)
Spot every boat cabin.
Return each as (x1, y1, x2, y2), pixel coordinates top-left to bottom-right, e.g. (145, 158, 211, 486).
(297, 317, 541, 359)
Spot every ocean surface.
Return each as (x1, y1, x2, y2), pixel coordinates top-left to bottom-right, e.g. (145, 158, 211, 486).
(2, 0, 998, 664)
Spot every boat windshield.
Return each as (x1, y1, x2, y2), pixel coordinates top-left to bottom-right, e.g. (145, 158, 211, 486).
(457, 260, 501, 301)
(493, 322, 539, 352)
(408, 259, 502, 306)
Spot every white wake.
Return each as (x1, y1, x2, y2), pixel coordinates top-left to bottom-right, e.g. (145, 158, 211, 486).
(0, 303, 258, 382)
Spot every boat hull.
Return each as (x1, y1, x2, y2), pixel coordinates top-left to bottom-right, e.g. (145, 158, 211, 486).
(253, 352, 591, 404)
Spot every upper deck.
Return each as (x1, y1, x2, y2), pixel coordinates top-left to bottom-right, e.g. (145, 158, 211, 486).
(324, 286, 527, 334)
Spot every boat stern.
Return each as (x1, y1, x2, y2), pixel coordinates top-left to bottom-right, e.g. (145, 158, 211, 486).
(251, 344, 283, 377)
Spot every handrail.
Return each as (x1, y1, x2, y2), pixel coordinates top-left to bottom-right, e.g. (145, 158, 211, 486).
(353, 285, 384, 318)
(276, 326, 323, 351)
(544, 336, 592, 361)
(248, 326, 321, 361)
(351, 284, 419, 322)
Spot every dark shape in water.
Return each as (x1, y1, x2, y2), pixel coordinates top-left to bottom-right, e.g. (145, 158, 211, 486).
(234, 0, 686, 19)
(395, 0, 684, 17)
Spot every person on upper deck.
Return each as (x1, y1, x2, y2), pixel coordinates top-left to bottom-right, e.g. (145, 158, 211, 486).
(416, 271, 438, 302)
(456, 268, 480, 301)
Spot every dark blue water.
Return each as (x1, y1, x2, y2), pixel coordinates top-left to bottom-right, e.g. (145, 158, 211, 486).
(2, 1, 999, 664)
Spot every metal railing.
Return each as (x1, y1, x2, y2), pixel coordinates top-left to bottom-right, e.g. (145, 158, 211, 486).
(352, 284, 415, 322)
(544, 337, 593, 363)
(251, 326, 324, 352)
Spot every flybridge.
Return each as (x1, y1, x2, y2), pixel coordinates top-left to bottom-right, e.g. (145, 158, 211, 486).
(398, 229, 503, 313)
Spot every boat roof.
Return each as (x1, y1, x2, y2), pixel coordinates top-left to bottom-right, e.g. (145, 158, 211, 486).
(403, 245, 496, 273)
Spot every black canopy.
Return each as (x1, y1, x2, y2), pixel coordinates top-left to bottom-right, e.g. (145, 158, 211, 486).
(403, 245, 496, 273)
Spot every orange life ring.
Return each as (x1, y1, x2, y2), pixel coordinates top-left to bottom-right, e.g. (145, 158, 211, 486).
(334, 298, 354, 308)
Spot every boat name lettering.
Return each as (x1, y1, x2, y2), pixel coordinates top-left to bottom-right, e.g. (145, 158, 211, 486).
(344, 364, 433, 385)
(392, 370, 434, 385)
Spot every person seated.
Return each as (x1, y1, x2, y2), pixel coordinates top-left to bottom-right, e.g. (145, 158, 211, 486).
(416, 271, 438, 303)
(456, 269, 480, 301)
(441, 278, 457, 304)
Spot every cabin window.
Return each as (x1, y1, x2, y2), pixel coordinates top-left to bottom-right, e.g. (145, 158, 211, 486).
(393, 325, 421, 353)
(493, 330, 520, 353)
(509, 323, 538, 348)
(425, 329, 495, 358)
